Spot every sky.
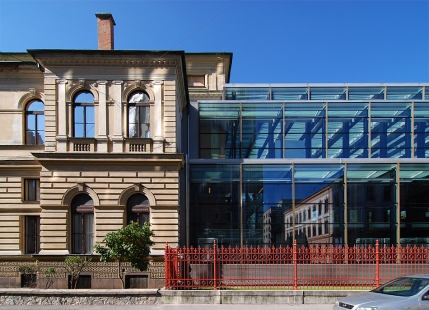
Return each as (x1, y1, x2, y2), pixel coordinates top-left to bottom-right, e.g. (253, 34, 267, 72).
(0, 0, 428, 83)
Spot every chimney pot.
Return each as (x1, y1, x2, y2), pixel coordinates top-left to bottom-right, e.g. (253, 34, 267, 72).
(96, 13, 116, 50)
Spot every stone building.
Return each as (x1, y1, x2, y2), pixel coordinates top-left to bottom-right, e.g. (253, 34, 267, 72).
(0, 13, 232, 288)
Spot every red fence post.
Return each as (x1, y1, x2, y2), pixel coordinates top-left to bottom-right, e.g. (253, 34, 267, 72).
(164, 243, 169, 289)
(213, 240, 218, 290)
(375, 240, 380, 287)
(293, 239, 298, 290)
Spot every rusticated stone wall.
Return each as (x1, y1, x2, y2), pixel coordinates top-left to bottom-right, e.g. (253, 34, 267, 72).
(0, 260, 165, 289)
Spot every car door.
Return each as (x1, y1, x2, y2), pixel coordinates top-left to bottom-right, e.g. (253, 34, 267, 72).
(420, 290, 429, 309)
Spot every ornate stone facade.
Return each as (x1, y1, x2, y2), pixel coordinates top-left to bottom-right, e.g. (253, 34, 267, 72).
(0, 15, 232, 288)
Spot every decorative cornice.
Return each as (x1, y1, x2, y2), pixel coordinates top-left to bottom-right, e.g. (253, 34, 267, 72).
(36, 58, 180, 67)
(18, 88, 43, 109)
(122, 82, 155, 103)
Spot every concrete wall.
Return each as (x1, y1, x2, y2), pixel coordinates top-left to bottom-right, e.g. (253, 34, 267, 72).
(0, 288, 363, 305)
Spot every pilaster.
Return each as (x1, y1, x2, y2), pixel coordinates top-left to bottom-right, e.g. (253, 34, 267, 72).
(56, 79, 68, 152)
(97, 80, 109, 152)
(112, 80, 124, 152)
(153, 81, 164, 153)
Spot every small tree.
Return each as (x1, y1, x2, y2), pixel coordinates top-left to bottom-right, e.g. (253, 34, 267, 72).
(44, 267, 55, 289)
(64, 256, 91, 289)
(18, 264, 39, 288)
(93, 221, 155, 289)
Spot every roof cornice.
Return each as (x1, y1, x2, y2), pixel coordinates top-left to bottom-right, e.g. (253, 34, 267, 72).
(27, 49, 186, 68)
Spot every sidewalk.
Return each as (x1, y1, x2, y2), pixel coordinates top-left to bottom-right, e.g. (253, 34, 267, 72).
(0, 304, 333, 310)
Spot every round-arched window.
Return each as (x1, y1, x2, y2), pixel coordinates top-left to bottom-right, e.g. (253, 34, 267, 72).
(128, 91, 150, 138)
(73, 91, 94, 138)
(126, 193, 150, 225)
(25, 100, 45, 145)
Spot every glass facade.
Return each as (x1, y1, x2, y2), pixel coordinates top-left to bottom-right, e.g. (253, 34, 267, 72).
(189, 84, 429, 248)
(199, 99, 429, 159)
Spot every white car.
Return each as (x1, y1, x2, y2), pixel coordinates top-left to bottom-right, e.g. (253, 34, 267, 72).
(333, 275, 429, 310)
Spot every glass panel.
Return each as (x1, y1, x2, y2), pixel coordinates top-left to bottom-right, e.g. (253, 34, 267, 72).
(199, 103, 240, 159)
(400, 164, 429, 246)
(387, 86, 423, 100)
(75, 92, 94, 103)
(27, 100, 44, 111)
(25, 216, 39, 254)
(346, 163, 397, 246)
(25, 179, 39, 201)
(74, 124, 84, 138)
(414, 102, 429, 158)
(26, 101, 45, 145)
(85, 106, 95, 137)
(27, 114, 36, 131)
(129, 106, 138, 138)
(272, 87, 308, 100)
(293, 164, 345, 246)
(84, 214, 94, 254)
(348, 87, 385, 100)
(241, 102, 283, 158)
(225, 87, 270, 100)
(37, 114, 45, 144)
(310, 87, 346, 100)
(139, 106, 150, 138)
(26, 114, 36, 145)
(189, 164, 240, 247)
(284, 102, 326, 158)
(327, 102, 369, 158)
(129, 91, 149, 103)
(72, 214, 82, 254)
(371, 102, 412, 158)
(74, 106, 84, 123)
(242, 164, 293, 246)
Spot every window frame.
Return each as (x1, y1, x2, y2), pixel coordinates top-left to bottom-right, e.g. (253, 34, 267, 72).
(73, 91, 95, 138)
(23, 179, 40, 202)
(126, 193, 150, 226)
(127, 91, 151, 139)
(71, 194, 94, 254)
(25, 216, 40, 254)
(25, 100, 45, 145)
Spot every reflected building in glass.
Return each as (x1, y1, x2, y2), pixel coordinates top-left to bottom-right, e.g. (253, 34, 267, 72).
(188, 84, 429, 248)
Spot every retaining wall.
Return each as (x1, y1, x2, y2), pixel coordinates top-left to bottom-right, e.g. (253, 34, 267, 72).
(0, 288, 364, 305)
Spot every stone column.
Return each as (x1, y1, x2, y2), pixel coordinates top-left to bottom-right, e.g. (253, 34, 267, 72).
(97, 80, 108, 152)
(112, 80, 123, 152)
(152, 81, 164, 153)
(56, 79, 68, 152)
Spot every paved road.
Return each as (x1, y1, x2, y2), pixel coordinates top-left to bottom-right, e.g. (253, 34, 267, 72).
(0, 304, 333, 310)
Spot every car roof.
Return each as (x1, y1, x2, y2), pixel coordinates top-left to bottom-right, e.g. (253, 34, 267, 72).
(403, 274, 429, 279)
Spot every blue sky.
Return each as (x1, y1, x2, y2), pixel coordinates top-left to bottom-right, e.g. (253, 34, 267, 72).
(0, 0, 428, 83)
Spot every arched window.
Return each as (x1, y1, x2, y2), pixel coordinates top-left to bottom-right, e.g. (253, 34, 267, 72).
(128, 91, 150, 138)
(73, 92, 94, 138)
(126, 193, 150, 225)
(71, 193, 94, 254)
(25, 100, 45, 145)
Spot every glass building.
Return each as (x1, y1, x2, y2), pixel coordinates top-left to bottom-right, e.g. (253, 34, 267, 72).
(188, 84, 429, 248)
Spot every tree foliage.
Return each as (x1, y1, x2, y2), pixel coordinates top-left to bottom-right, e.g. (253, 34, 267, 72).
(64, 256, 91, 289)
(94, 221, 155, 288)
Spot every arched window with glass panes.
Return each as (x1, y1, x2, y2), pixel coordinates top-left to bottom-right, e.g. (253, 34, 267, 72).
(25, 100, 45, 145)
(71, 194, 94, 254)
(73, 92, 94, 138)
(126, 193, 150, 226)
(128, 91, 150, 138)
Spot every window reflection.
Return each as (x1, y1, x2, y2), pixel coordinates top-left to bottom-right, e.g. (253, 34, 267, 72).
(26, 100, 45, 145)
(73, 92, 94, 138)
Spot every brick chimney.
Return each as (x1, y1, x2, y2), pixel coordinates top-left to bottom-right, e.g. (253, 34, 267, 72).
(96, 13, 116, 50)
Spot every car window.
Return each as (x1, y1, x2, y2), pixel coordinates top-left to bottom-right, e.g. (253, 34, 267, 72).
(373, 277, 429, 297)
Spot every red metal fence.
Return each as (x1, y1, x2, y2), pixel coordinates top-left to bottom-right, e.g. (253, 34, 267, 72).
(164, 240, 429, 290)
